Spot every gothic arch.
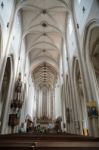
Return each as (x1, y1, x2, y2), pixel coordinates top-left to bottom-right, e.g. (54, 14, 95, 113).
(83, 19, 99, 59)
(0, 55, 14, 133)
(83, 19, 99, 106)
(72, 57, 88, 135)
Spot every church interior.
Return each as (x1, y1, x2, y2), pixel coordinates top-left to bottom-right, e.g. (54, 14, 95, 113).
(0, 0, 99, 149)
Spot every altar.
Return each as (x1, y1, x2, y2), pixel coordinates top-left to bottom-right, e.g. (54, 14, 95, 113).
(37, 116, 52, 127)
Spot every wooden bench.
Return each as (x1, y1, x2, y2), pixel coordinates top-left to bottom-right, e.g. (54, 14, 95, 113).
(0, 133, 99, 150)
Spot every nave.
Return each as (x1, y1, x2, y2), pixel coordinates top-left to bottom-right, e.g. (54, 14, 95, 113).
(0, 0, 99, 149)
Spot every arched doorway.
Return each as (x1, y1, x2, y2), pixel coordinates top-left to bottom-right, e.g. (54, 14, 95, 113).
(0, 57, 11, 132)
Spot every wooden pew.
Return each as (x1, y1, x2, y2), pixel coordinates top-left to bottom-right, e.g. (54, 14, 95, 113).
(0, 133, 99, 150)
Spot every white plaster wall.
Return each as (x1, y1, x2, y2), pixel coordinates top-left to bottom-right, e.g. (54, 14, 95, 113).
(74, 0, 94, 34)
(0, 0, 14, 57)
(63, 42, 68, 74)
(67, 16, 77, 62)
(8, 14, 22, 78)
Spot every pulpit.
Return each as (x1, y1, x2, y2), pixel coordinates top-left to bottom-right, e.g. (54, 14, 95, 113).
(8, 73, 23, 133)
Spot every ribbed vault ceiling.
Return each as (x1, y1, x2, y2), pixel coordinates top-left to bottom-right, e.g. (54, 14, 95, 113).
(16, 0, 71, 87)
(33, 62, 57, 87)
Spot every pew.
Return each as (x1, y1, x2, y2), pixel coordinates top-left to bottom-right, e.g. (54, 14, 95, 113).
(0, 133, 99, 150)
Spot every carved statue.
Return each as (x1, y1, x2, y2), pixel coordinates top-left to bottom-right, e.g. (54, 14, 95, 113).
(9, 73, 23, 133)
(11, 73, 23, 109)
(15, 72, 22, 100)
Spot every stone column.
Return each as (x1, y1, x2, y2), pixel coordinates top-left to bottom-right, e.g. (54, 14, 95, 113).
(65, 32, 77, 134)
(65, 77, 72, 133)
(41, 89, 43, 117)
(34, 86, 37, 119)
(50, 87, 54, 119)
(47, 88, 49, 118)
(47, 88, 51, 119)
(35, 88, 39, 118)
(70, 5, 90, 135)
(52, 88, 55, 119)
(61, 39, 67, 131)
(39, 89, 42, 118)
